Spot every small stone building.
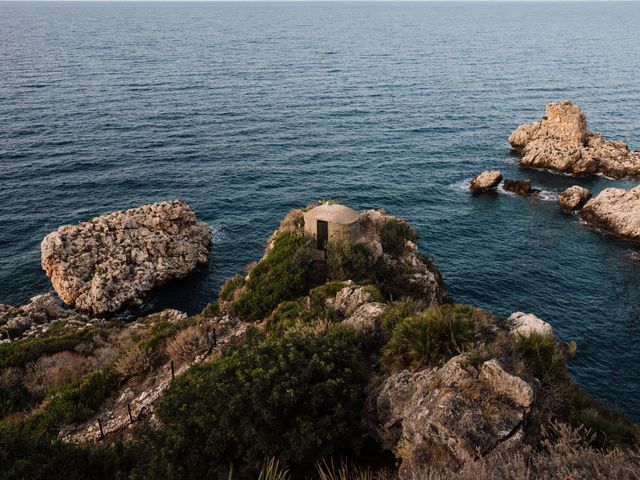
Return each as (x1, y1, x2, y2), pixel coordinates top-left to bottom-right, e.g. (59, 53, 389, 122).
(303, 203, 361, 250)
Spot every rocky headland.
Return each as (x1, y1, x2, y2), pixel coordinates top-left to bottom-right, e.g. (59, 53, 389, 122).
(40, 200, 211, 315)
(2, 201, 639, 479)
(509, 101, 640, 178)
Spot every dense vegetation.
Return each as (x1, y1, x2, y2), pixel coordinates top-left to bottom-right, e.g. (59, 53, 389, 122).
(2, 218, 639, 479)
(233, 232, 316, 321)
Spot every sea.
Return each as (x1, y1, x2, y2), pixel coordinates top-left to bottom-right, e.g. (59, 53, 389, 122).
(1, 1, 639, 419)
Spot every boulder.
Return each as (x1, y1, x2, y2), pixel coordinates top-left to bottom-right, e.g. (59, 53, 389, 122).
(41, 200, 211, 315)
(341, 302, 386, 334)
(335, 285, 378, 317)
(370, 354, 533, 478)
(469, 170, 503, 193)
(558, 186, 591, 212)
(503, 179, 540, 196)
(479, 359, 535, 409)
(0, 293, 79, 339)
(509, 101, 640, 178)
(580, 186, 640, 240)
(508, 311, 553, 337)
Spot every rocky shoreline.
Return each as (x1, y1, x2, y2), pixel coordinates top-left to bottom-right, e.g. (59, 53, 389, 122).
(2, 200, 639, 479)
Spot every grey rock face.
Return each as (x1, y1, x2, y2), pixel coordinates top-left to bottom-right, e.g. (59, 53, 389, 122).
(370, 354, 534, 479)
(41, 200, 211, 315)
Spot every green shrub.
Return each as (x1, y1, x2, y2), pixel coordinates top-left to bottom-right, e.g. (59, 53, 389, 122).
(233, 233, 315, 321)
(23, 369, 119, 436)
(383, 304, 476, 370)
(309, 281, 347, 309)
(516, 332, 565, 380)
(381, 299, 418, 341)
(144, 326, 367, 478)
(0, 329, 103, 369)
(380, 219, 417, 256)
(219, 274, 246, 302)
(326, 242, 375, 283)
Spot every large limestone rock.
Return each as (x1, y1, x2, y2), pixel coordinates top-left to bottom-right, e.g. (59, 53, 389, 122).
(341, 302, 386, 335)
(334, 284, 378, 317)
(509, 101, 640, 178)
(580, 186, 640, 240)
(370, 354, 534, 478)
(41, 200, 211, 315)
(558, 185, 591, 212)
(469, 170, 502, 193)
(508, 311, 553, 337)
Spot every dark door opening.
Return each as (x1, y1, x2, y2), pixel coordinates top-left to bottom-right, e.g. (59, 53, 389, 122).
(317, 220, 328, 250)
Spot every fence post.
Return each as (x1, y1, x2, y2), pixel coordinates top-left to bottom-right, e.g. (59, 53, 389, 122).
(98, 418, 105, 440)
(213, 328, 217, 347)
(170, 360, 175, 379)
(127, 403, 134, 424)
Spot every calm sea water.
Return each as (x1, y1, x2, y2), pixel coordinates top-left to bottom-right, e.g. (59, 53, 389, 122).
(1, 1, 639, 419)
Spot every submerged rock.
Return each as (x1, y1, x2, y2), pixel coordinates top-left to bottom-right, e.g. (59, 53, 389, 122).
(509, 101, 640, 178)
(370, 354, 534, 478)
(580, 186, 640, 241)
(41, 200, 211, 315)
(558, 186, 592, 212)
(503, 179, 540, 196)
(469, 170, 503, 193)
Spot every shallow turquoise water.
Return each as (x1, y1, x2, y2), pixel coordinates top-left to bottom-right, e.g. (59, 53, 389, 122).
(1, 1, 639, 419)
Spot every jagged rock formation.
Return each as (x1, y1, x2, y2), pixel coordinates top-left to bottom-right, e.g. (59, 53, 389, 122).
(509, 101, 640, 178)
(41, 200, 211, 315)
(558, 186, 592, 212)
(370, 354, 535, 478)
(334, 284, 378, 317)
(469, 170, 502, 193)
(503, 179, 540, 196)
(580, 186, 640, 241)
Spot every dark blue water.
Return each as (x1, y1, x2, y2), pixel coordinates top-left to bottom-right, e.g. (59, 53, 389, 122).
(1, 1, 640, 419)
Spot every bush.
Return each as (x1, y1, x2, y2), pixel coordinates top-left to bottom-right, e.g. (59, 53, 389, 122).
(23, 351, 91, 398)
(380, 219, 417, 256)
(165, 324, 212, 365)
(383, 304, 477, 371)
(381, 299, 419, 341)
(0, 329, 103, 369)
(219, 274, 246, 302)
(516, 332, 565, 380)
(143, 327, 367, 478)
(326, 242, 375, 283)
(233, 233, 316, 321)
(309, 281, 347, 309)
(23, 369, 119, 436)
(113, 342, 151, 378)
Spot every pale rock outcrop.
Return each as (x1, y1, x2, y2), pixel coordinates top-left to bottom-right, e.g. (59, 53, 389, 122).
(469, 170, 503, 192)
(503, 179, 540, 196)
(558, 186, 592, 212)
(335, 284, 378, 317)
(509, 101, 640, 178)
(0, 293, 81, 340)
(580, 186, 640, 241)
(508, 311, 553, 337)
(341, 302, 386, 334)
(479, 359, 535, 409)
(41, 201, 211, 315)
(370, 354, 534, 478)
